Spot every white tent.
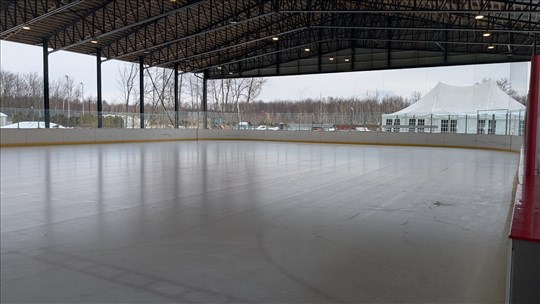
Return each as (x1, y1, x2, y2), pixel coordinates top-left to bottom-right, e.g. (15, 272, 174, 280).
(1, 121, 66, 129)
(381, 81, 526, 135)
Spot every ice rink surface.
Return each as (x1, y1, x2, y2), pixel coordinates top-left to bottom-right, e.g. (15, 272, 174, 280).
(1, 141, 519, 303)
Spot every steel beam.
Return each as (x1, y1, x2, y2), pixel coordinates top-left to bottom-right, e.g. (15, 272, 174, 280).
(202, 70, 208, 129)
(140, 56, 145, 129)
(174, 63, 179, 129)
(97, 48, 103, 128)
(42, 36, 49, 128)
(49, 0, 206, 53)
(1, 0, 85, 38)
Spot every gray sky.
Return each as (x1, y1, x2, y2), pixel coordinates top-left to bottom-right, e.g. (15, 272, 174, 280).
(1, 40, 531, 103)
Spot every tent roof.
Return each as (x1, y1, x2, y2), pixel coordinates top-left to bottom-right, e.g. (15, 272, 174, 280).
(1, 121, 65, 129)
(390, 81, 525, 115)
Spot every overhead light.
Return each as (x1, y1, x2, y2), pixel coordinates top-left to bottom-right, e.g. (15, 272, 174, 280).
(22, 24, 31, 30)
(230, 20, 238, 24)
(483, 32, 491, 37)
(304, 48, 310, 52)
(475, 14, 484, 20)
(90, 38, 98, 44)
(217, 66, 222, 70)
(344, 58, 350, 62)
(272, 36, 279, 41)
(487, 45, 495, 49)
(229, 72, 233, 75)
(170, 0, 177, 2)
(329, 57, 334, 61)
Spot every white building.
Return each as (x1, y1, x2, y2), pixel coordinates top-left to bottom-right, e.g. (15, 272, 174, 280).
(382, 81, 526, 135)
(0, 112, 7, 127)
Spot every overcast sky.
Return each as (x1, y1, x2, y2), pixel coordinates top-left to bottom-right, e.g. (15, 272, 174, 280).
(1, 40, 531, 103)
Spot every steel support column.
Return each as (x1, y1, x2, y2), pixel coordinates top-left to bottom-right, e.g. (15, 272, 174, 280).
(524, 55, 539, 181)
(97, 48, 103, 128)
(140, 57, 145, 129)
(174, 63, 179, 129)
(202, 70, 208, 129)
(43, 37, 50, 128)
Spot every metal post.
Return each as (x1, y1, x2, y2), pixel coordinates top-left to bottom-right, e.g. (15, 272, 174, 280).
(97, 48, 103, 128)
(43, 37, 50, 128)
(65, 75, 71, 119)
(506, 111, 509, 135)
(139, 56, 145, 129)
(80, 82, 84, 116)
(202, 70, 208, 129)
(174, 63, 179, 129)
(524, 55, 539, 181)
(519, 110, 522, 135)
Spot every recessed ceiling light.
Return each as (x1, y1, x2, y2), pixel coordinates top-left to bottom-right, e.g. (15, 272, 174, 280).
(304, 48, 310, 52)
(22, 25, 31, 30)
(90, 39, 98, 44)
(344, 58, 350, 62)
(483, 32, 491, 37)
(487, 45, 495, 49)
(272, 36, 279, 41)
(229, 72, 233, 75)
(475, 14, 484, 20)
(217, 66, 222, 70)
(329, 57, 334, 61)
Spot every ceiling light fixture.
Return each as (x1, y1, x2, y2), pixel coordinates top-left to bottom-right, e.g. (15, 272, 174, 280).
(475, 14, 484, 20)
(487, 45, 495, 49)
(22, 24, 31, 30)
(329, 57, 334, 61)
(304, 48, 310, 52)
(272, 36, 279, 41)
(90, 38, 98, 44)
(229, 72, 233, 75)
(217, 66, 222, 70)
(344, 58, 350, 62)
(482, 32, 491, 37)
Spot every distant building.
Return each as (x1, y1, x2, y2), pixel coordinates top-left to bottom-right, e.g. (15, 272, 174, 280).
(381, 81, 526, 135)
(0, 112, 7, 127)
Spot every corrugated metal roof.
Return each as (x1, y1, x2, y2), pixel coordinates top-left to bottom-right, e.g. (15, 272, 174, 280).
(2, 0, 539, 78)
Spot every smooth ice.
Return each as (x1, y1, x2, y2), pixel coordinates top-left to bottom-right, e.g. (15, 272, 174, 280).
(0, 141, 518, 303)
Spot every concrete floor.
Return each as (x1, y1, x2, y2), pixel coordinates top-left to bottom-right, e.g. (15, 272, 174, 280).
(1, 141, 518, 303)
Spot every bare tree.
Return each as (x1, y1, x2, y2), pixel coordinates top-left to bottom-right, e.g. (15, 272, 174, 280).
(117, 63, 139, 114)
(409, 91, 422, 104)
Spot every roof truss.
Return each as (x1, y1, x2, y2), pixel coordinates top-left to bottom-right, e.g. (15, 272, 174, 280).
(1, 0, 539, 78)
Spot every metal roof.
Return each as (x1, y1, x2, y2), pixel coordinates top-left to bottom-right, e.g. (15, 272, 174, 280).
(2, 0, 539, 79)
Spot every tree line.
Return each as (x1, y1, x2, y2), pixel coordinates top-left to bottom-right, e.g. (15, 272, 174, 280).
(0, 65, 526, 128)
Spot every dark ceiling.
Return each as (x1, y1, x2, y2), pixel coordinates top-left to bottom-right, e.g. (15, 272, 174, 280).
(1, 0, 539, 79)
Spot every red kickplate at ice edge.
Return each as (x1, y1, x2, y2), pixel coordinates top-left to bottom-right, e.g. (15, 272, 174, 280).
(510, 55, 540, 243)
(510, 176, 540, 242)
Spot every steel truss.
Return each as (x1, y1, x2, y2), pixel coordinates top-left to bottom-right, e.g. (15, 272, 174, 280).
(1, 0, 539, 78)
